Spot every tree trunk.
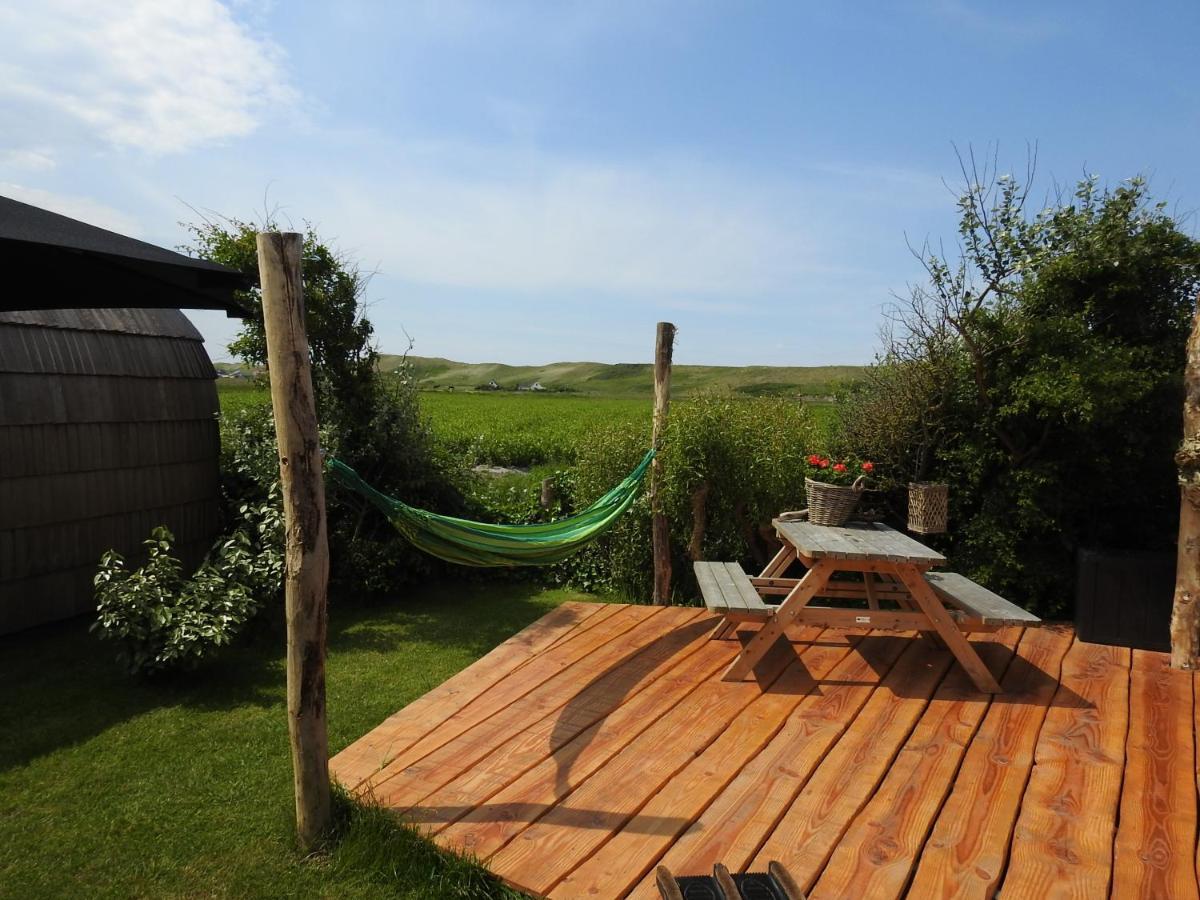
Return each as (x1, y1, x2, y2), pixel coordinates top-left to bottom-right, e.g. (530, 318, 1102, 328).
(257, 232, 333, 847)
(651, 322, 676, 604)
(1171, 295, 1200, 669)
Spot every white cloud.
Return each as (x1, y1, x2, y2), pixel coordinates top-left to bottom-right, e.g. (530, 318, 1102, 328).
(0, 148, 56, 172)
(0, 0, 294, 157)
(0, 182, 143, 235)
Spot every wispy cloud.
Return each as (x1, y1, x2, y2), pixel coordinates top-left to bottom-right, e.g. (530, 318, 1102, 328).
(0, 0, 295, 159)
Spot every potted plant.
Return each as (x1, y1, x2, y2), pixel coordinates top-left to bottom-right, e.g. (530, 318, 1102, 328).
(804, 455, 874, 526)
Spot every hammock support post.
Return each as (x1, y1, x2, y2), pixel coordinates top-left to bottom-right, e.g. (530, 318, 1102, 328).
(258, 232, 332, 849)
(652, 321, 676, 604)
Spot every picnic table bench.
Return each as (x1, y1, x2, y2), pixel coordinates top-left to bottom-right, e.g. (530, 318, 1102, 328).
(696, 519, 1039, 693)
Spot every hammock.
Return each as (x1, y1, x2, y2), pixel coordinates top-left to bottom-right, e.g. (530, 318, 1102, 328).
(325, 449, 655, 567)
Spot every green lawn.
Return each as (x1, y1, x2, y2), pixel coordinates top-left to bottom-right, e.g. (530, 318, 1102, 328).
(0, 583, 600, 898)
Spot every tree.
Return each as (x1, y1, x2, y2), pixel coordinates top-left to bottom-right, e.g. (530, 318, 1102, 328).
(840, 153, 1200, 615)
(185, 217, 379, 437)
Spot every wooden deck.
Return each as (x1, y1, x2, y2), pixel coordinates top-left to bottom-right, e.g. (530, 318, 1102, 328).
(330, 601, 1200, 899)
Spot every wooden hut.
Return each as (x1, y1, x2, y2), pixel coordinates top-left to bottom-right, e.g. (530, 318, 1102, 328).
(0, 196, 246, 634)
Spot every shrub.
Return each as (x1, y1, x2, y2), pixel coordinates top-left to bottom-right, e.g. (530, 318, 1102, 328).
(558, 394, 816, 599)
(92, 495, 283, 675)
(838, 164, 1200, 615)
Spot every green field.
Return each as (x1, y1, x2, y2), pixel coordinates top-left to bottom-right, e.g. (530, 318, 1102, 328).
(217, 383, 837, 467)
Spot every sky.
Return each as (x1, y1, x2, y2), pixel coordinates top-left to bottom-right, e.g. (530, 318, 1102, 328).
(1, 1, 1197, 367)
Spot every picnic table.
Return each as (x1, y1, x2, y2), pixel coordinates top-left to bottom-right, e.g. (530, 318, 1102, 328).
(695, 519, 1039, 693)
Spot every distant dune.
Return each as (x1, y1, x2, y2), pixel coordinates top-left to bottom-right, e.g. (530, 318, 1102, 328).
(376, 354, 866, 398)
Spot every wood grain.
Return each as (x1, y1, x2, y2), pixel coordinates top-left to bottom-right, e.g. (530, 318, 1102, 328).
(330, 601, 608, 788)
(556, 630, 893, 898)
(485, 629, 828, 896)
(905, 625, 1073, 899)
(809, 629, 1022, 900)
(1111, 649, 1199, 899)
(1000, 639, 1130, 899)
(747, 637, 954, 892)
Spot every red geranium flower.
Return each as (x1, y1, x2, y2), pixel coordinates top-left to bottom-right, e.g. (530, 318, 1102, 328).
(833, 462, 848, 473)
(861, 461, 874, 472)
(808, 454, 821, 465)
(818, 457, 830, 468)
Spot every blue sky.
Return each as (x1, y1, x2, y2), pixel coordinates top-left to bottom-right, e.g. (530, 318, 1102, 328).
(1, 1, 1197, 366)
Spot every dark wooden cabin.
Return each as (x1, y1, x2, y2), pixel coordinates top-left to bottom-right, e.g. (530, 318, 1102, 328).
(0, 196, 246, 634)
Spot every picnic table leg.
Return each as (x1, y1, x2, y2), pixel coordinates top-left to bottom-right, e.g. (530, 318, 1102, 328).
(759, 544, 797, 578)
(722, 558, 836, 682)
(895, 565, 1002, 693)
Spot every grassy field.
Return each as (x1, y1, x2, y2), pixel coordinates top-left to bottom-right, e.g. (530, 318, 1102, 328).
(216, 383, 837, 468)
(380, 355, 863, 397)
(0, 582, 593, 898)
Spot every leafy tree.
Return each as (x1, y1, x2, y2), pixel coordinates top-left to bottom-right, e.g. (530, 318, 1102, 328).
(840, 155, 1200, 614)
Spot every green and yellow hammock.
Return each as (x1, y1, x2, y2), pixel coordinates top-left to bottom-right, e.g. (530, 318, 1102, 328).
(325, 450, 654, 567)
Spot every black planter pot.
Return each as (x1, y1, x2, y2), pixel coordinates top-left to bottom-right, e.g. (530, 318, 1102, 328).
(1075, 548, 1175, 652)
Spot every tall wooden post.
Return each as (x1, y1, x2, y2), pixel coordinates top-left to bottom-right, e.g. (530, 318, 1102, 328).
(651, 322, 676, 604)
(257, 232, 332, 846)
(1172, 296, 1200, 668)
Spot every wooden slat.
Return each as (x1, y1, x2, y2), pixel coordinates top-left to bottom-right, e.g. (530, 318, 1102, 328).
(774, 520, 945, 565)
(373, 608, 712, 814)
(746, 638, 956, 892)
(627, 633, 942, 900)
(484, 629, 824, 896)
(810, 629, 1023, 899)
(905, 625, 1074, 899)
(710, 562, 748, 611)
(1001, 639, 1131, 899)
(1111, 650, 1199, 900)
(364, 606, 689, 804)
(330, 601, 611, 788)
(724, 562, 767, 610)
(435, 635, 747, 859)
(925, 571, 1040, 625)
(555, 630, 894, 898)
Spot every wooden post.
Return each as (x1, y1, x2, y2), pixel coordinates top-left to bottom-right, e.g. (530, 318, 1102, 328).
(651, 322, 676, 604)
(1171, 296, 1200, 668)
(257, 232, 333, 846)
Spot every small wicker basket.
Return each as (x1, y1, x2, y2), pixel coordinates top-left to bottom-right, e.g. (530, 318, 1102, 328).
(908, 482, 948, 534)
(804, 476, 865, 526)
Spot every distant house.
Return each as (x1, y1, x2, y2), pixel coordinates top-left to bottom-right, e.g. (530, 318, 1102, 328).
(479, 379, 500, 391)
(518, 381, 546, 392)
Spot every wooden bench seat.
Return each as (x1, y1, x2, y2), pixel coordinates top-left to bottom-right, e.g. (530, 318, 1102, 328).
(925, 571, 1040, 626)
(694, 561, 770, 618)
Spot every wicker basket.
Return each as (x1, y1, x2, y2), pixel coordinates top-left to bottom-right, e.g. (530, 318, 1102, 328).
(908, 482, 948, 534)
(804, 476, 865, 526)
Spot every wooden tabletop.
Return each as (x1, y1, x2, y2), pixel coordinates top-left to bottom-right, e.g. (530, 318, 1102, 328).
(773, 519, 947, 565)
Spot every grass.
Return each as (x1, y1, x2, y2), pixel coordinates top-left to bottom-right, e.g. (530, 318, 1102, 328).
(0, 582, 600, 898)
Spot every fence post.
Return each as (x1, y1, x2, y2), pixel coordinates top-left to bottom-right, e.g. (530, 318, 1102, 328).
(652, 322, 676, 604)
(257, 232, 332, 846)
(1172, 295, 1200, 668)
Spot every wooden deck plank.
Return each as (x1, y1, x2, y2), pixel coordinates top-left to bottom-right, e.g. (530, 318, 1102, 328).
(403, 611, 721, 829)
(809, 629, 1023, 900)
(555, 630, 904, 898)
(904, 625, 1074, 899)
(1000, 639, 1130, 899)
(746, 637, 956, 893)
(484, 628, 835, 896)
(434, 634, 747, 860)
(351, 604, 663, 795)
(369, 607, 704, 809)
(1111, 649, 1199, 900)
(329, 600, 609, 789)
(629, 634, 958, 900)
